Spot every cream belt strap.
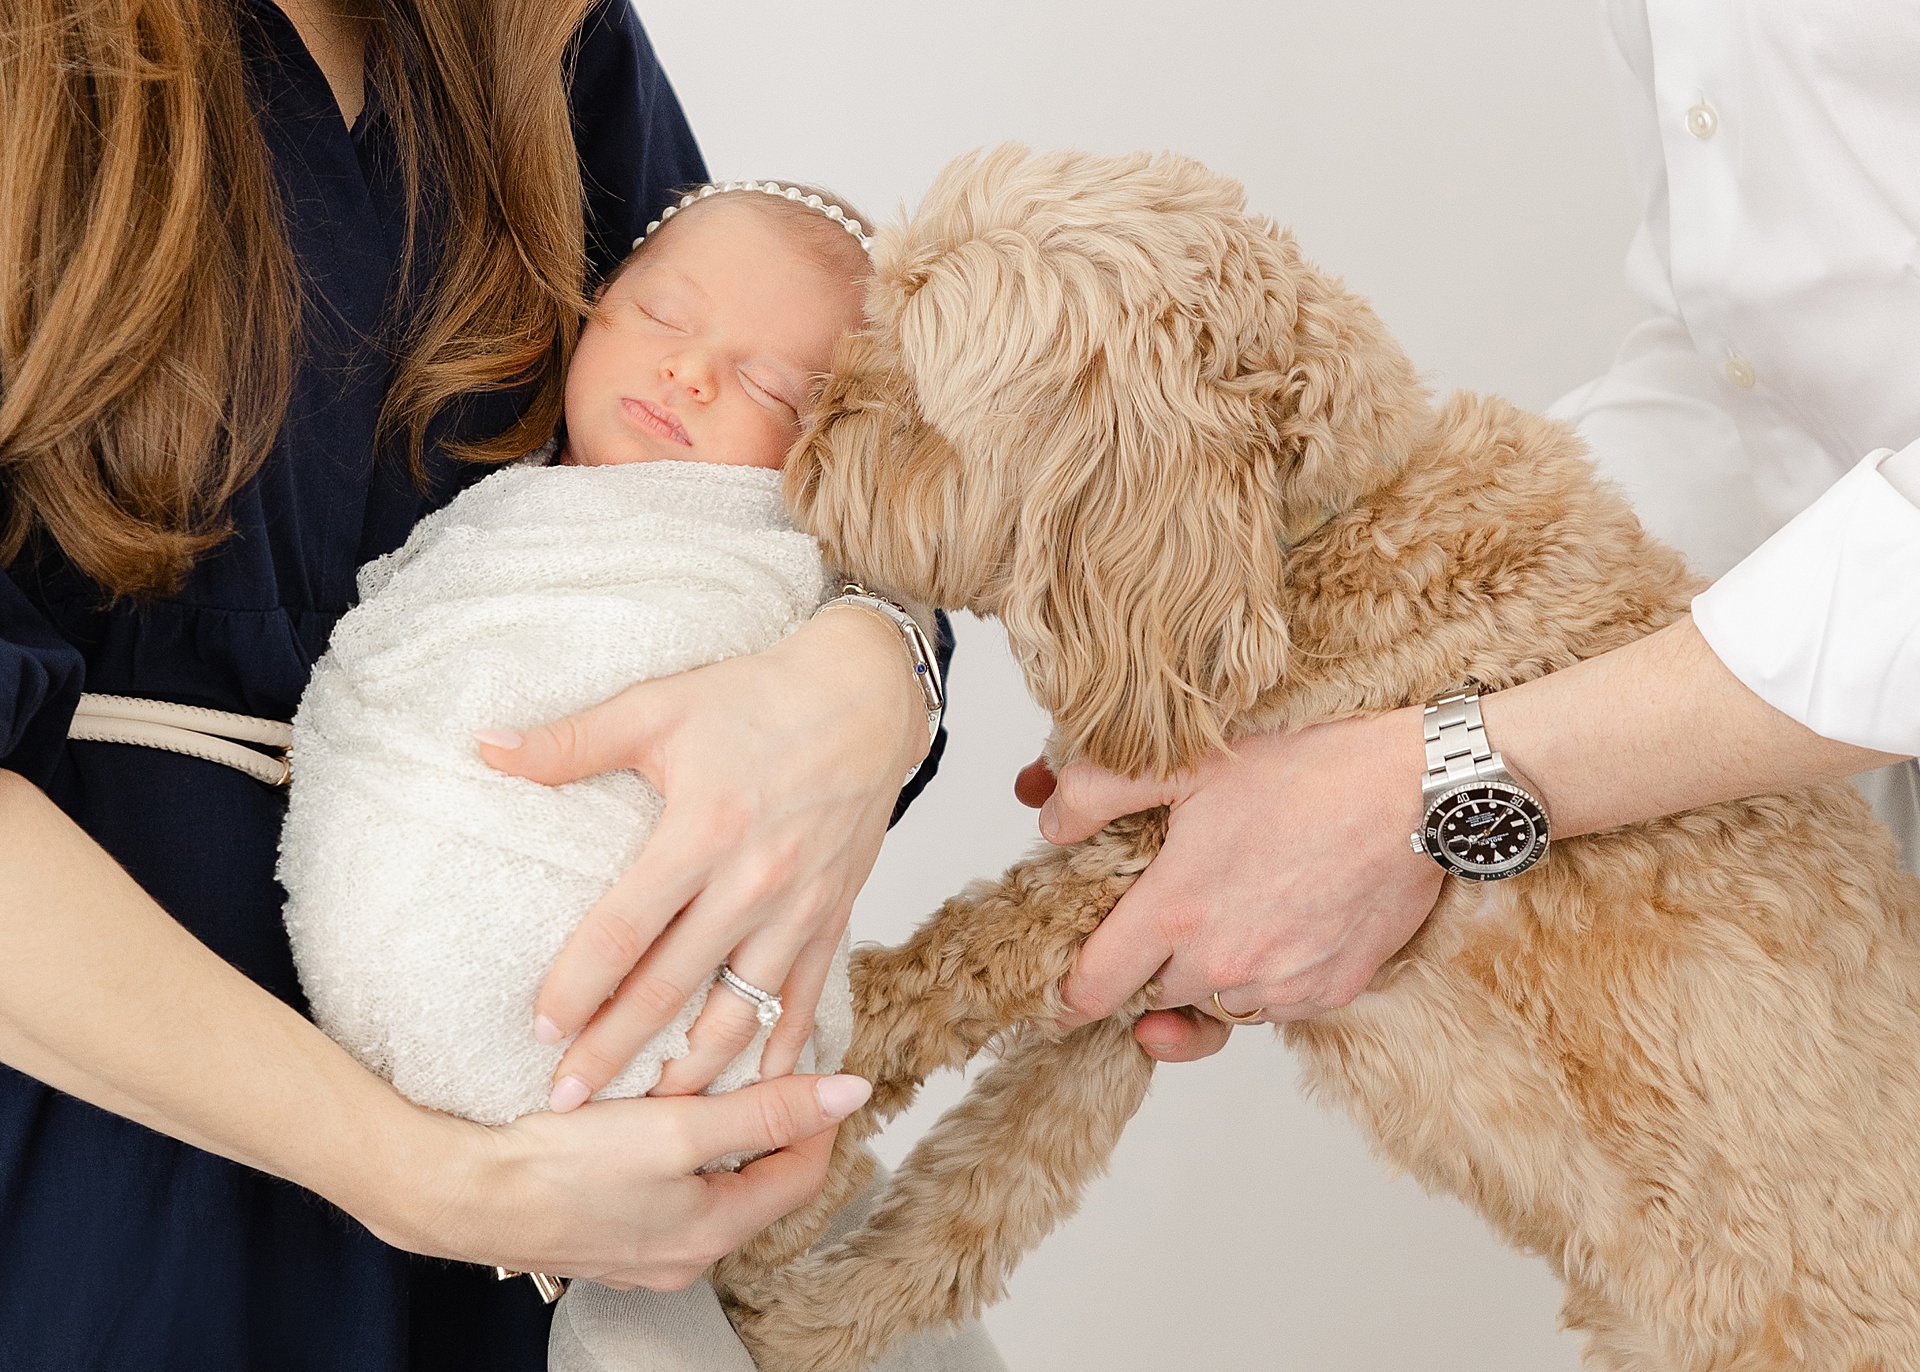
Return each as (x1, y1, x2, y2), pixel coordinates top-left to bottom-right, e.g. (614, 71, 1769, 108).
(67, 694, 294, 787)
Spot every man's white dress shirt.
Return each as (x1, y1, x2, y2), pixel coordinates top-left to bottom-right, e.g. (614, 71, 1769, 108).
(1554, 0, 1920, 866)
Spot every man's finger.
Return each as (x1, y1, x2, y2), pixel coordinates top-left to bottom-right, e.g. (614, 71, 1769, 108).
(1057, 881, 1175, 1026)
(1038, 760, 1175, 846)
(670, 1072, 870, 1172)
(1133, 1008, 1233, 1062)
(475, 680, 665, 788)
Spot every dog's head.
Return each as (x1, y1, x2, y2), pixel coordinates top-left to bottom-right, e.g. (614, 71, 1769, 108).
(787, 145, 1426, 779)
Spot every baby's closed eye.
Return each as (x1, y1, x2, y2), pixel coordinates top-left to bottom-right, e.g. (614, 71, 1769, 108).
(636, 301, 684, 330)
(741, 369, 800, 415)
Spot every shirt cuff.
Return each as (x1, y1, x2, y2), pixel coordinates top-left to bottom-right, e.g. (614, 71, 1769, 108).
(1692, 442, 1920, 757)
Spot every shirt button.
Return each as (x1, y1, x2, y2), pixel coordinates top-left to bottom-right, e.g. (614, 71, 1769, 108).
(1686, 102, 1719, 139)
(1724, 356, 1757, 388)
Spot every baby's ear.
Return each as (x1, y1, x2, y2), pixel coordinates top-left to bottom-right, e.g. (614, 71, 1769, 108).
(1001, 427, 1292, 782)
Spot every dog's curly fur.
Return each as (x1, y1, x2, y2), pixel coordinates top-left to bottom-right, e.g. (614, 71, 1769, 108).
(710, 145, 1920, 1372)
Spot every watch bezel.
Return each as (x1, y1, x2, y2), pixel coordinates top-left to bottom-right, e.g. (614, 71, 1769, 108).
(1419, 780, 1550, 881)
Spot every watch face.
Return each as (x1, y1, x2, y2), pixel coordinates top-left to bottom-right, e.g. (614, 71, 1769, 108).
(1421, 782, 1549, 881)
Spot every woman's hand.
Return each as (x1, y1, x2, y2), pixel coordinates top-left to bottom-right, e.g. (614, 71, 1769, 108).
(1030, 711, 1444, 1033)
(479, 606, 927, 1109)
(0, 770, 874, 1293)
(375, 1072, 872, 1291)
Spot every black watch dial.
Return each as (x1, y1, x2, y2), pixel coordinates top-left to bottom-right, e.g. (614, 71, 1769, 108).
(1420, 781, 1549, 881)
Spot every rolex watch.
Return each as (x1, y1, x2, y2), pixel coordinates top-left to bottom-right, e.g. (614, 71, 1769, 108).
(1410, 691, 1550, 881)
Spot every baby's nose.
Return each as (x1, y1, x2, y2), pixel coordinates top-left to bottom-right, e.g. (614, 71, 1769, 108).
(662, 352, 716, 399)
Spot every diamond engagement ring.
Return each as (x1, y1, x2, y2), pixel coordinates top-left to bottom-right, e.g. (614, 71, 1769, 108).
(717, 966, 784, 1029)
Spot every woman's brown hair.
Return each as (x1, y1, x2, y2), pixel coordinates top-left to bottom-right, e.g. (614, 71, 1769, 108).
(0, 0, 597, 597)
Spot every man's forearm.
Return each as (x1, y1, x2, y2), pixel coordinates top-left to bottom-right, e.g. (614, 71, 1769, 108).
(1482, 616, 1905, 839)
(0, 770, 431, 1225)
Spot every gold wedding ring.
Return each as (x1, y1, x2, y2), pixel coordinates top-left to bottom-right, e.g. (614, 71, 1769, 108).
(1210, 991, 1266, 1024)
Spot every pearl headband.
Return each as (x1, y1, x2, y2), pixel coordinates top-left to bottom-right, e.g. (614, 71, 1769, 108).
(632, 180, 873, 254)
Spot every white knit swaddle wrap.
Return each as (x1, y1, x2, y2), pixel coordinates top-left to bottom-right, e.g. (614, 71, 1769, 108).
(278, 461, 845, 1126)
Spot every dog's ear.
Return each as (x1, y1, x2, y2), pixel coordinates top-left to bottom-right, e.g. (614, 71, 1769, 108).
(997, 397, 1295, 780)
(873, 147, 1428, 778)
(1256, 232, 1428, 528)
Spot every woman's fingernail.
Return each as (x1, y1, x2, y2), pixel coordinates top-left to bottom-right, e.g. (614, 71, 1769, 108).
(1038, 801, 1059, 842)
(533, 1014, 565, 1046)
(472, 728, 524, 750)
(1144, 1040, 1179, 1054)
(549, 1076, 593, 1113)
(816, 1074, 873, 1120)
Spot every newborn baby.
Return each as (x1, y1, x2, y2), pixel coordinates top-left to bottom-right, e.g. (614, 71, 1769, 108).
(279, 183, 874, 1125)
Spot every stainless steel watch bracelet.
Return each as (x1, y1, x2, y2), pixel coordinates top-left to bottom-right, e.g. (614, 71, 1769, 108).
(814, 583, 944, 783)
(1413, 689, 1552, 879)
(1420, 690, 1509, 799)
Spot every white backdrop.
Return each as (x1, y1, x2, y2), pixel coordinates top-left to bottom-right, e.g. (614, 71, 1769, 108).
(640, 3, 1641, 1367)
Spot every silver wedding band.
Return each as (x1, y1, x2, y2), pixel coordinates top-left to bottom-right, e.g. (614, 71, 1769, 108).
(717, 965, 784, 1029)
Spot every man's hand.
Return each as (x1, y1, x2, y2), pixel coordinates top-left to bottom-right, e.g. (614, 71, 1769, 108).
(1027, 712, 1443, 1033)
(1026, 617, 1910, 1052)
(1017, 759, 1233, 1061)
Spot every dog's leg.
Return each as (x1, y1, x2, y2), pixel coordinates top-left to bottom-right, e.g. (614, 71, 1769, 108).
(716, 820, 1159, 1288)
(717, 819, 1160, 1288)
(842, 815, 1162, 1077)
(713, 927, 1027, 1286)
(715, 823, 1162, 1370)
(729, 1016, 1154, 1372)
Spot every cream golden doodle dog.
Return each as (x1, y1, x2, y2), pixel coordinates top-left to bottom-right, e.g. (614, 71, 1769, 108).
(709, 145, 1920, 1372)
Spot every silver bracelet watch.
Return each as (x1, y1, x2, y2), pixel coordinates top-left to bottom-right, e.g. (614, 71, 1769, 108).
(1411, 691, 1550, 881)
(814, 583, 945, 783)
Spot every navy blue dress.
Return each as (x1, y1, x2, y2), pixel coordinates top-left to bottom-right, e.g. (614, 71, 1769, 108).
(0, 5, 942, 1368)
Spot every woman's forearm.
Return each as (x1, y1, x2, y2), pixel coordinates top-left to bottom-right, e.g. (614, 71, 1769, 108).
(0, 769, 438, 1227)
(0, 768, 872, 1286)
(1482, 615, 1905, 839)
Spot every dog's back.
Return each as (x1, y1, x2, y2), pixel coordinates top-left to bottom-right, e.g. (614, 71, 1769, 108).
(1280, 390, 1920, 1371)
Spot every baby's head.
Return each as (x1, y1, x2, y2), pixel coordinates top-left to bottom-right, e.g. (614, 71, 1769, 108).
(562, 183, 873, 471)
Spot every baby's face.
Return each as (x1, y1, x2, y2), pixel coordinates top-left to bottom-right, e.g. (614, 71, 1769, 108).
(563, 202, 866, 471)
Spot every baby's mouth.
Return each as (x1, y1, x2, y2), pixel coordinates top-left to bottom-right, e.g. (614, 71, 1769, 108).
(623, 397, 692, 446)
